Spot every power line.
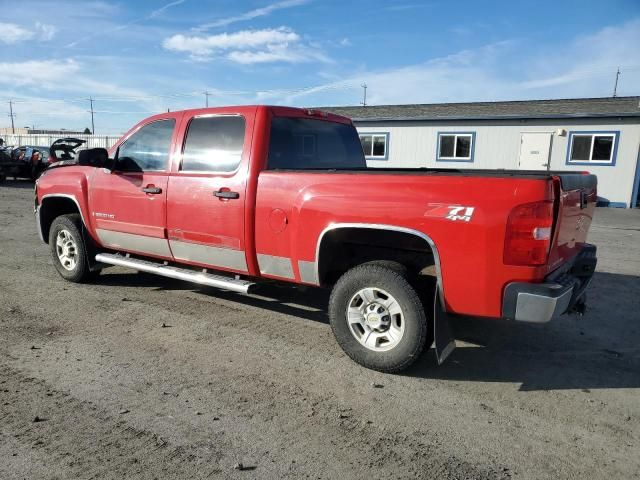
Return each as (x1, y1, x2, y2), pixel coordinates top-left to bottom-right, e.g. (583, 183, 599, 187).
(0, 83, 360, 106)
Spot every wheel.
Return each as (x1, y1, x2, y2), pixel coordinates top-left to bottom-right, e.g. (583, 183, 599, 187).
(329, 263, 429, 372)
(30, 164, 42, 181)
(49, 214, 95, 282)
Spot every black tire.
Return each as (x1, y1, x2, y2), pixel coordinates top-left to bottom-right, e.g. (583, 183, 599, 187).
(30, 163, 42, 181)
(49, 214, 95, 283)
(329, 263, 429, 373)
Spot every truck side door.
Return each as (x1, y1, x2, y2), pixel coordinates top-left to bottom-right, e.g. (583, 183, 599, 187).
(88, 117, 178, 259)
(165, 111, 254, 273)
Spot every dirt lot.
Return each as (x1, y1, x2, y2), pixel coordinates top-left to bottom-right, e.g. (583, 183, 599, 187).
(1, 181, 639, 480)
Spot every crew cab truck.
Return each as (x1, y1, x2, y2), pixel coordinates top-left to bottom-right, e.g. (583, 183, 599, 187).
(34, 106, 597, 372)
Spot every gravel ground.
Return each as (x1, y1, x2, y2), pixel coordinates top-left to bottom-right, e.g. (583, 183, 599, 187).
(1, 180, 639, 480)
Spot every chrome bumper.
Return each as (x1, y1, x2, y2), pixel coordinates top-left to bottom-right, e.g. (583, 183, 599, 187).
(502, 245, 597, 324)
(503, 282, 573, 323)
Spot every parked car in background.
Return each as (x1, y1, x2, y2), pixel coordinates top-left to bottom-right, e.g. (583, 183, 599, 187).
(47, 138, 86, 165)
(0, 145, 11, 181)
(0, 145, 51, 181)
(0, 137, 85, 181)
(24, 146, 50, 179)
(11, 146, 27, 162)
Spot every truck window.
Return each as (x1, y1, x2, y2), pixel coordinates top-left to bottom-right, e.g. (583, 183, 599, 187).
(267, 117, 366, 170)
(181, 116, 245, 172)
(117, 119, 175, 172)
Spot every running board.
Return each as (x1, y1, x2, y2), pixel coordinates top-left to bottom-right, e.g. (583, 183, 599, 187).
(95, 253, 256, 294)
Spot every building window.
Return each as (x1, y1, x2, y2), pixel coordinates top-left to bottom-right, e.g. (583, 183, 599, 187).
(437, 132, 475, 162)
(566, 131, 619, 166)
(359, 133, 389, 160)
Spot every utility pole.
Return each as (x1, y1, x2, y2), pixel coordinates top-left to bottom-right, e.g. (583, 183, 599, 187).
(8, 101, 16, 134)
(204, 91, 212, 108)
(88, 97, 95, 134)
(612, 67, 620, 97)
(360, 83, 368, 107)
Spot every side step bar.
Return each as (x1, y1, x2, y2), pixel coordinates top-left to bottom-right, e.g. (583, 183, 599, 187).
(95, 253, 256, 294)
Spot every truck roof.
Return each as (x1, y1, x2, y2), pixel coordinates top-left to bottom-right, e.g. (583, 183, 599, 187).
(138, 105, 353, 126)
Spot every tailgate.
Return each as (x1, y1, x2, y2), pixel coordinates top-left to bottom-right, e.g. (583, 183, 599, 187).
(548, 173, 597, 270)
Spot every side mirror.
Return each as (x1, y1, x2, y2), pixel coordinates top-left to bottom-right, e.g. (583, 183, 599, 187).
(78, 148, 111, 169)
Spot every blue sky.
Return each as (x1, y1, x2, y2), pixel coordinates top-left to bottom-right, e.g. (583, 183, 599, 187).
(1, 0, 639, 133)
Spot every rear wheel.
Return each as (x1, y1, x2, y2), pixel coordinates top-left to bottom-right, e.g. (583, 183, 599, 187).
(49, 214, 96, 283)
(329, 263, 429, 372)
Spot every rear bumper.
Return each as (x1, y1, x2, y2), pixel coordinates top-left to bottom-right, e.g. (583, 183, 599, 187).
(502, 244, 597, 323)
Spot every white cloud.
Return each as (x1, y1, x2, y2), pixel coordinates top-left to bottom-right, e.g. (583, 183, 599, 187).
(0, 22, 56, 44)
(0, 60, 80, 87)
(194, 0, 310, 31)
(164, 28, 299, 56)
(149, 0, 187, 19)
(227, 43, 328, 64)
(163, 27, 327, 64)
(0, 23, 33, 44)
(0, 58, 165, 133)
(35, 22, 57, 41)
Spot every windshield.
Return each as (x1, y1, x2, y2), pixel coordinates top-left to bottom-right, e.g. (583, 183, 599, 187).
(267, 117, 366, 170)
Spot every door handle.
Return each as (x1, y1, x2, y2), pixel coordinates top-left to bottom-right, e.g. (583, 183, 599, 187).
(141, 186, 162, 194)
(214, 189, 240, 200)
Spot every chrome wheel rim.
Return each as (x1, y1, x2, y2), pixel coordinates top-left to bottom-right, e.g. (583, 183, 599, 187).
(55, 229, 78, 271)
(346, 287, 405, 352)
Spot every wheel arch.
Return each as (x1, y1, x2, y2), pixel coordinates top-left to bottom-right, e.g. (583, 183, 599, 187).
(38, 194, 87, 244)
(313, 223, 445, 306)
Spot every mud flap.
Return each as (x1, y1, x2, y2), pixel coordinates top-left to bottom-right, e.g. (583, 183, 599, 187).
(433, 289, 456, 365)
(81, 224, 102, 272)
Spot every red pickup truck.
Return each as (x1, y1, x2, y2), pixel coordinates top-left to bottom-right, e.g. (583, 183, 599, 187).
(34, 106, 597, 372)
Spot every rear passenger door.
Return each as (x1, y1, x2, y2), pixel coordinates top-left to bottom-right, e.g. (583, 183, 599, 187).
(166, 112, 253, 273)
(89, 118, 178, 259)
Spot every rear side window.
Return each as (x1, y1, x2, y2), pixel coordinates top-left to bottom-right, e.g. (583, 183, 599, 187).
(267, 117, 366, 170)
(181, 116, 245, 172)
(117, 119, 175, 172)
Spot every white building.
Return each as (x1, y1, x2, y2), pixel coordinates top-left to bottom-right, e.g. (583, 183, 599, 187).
(327, 97, 640, 208)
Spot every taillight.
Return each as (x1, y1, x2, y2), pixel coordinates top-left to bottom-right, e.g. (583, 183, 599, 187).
(504, 201, 554, 266)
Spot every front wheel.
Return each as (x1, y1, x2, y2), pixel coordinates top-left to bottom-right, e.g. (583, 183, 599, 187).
(329, 263, 429, 372)
(49, 214, 96, 283)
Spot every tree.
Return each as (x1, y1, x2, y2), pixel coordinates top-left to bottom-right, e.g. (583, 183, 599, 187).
(83, 127, 92, 134)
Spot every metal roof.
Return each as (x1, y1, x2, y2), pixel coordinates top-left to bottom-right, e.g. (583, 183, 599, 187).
(321, 96, 640, 122)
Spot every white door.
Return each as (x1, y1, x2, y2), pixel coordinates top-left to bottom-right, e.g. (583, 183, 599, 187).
(518, 133, 552, 170)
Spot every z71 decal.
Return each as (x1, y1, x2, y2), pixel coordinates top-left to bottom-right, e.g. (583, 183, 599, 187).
(424, 204, 475, 222)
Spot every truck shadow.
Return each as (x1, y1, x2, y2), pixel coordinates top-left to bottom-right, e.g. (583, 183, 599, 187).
(97, 272, 331, 323)
(406, 271, 640, 391)
(98, 269, 639, 391)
